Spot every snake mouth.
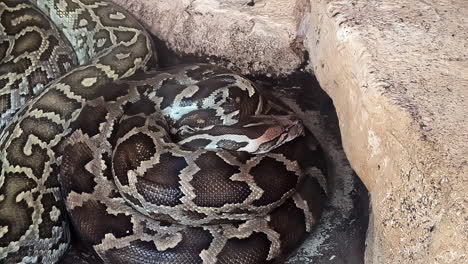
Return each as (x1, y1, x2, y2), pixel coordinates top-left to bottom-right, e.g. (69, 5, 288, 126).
(285, 118, 305, 141)
(246, 115, 305, 154)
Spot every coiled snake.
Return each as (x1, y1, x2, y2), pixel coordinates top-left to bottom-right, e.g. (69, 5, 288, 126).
(0, 0, 326, 263)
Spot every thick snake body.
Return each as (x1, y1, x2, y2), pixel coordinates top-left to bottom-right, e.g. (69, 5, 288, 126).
(60, 64, 325, 263)
(0, 0, 154, 262)
(0, 0, 78, 131)
(0, 1, 325, 263)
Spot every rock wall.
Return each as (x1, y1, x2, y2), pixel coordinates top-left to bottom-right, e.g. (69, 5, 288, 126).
(110, 0, 467, 263)
(113, 0, 307, 74)
(306, 1, 467, 263)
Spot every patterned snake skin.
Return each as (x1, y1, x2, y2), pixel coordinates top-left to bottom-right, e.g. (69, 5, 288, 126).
(0, 1, 325, 263)
(0, 0, 78, 131)
(60, 64, 325, 263)
(0, 0, 155, 262)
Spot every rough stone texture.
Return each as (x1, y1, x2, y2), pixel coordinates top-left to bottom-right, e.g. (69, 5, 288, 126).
(276, 86, 369, 264)
(110, 0, 308, 75)
(306, 1, 467, 263)
(110, 0, 467, 263)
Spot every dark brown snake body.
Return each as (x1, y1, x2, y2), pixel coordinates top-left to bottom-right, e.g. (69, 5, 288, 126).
(0, 1, 326, 263)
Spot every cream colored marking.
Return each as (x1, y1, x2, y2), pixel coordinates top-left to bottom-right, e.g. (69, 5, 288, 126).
(81, 77, 97, 87)
(243, 122, 265, 128)
(97, 38, 107, 48)
(0, 226, 8, 239)
(293, 194, 315, 232)
(11, 14, 35, 26)
(151, 232, 184, 251)
(116, 53, 130, 60)
(49, 206, 61, 222)
(109, 12, 126, 20)
(23, 134, 40, 156)
(79, 19, 88, 26)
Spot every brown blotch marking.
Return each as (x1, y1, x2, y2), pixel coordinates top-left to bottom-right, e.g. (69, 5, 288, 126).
(179, 76, 238, 108)
(60, 142, 97, 195)
(122, 97, 157, 116)
(115, 115, 146, 139)
(106, 118, 120, 148)
(38, 192, 64, 239)
(0, 58, 31, 75)
(93, 4, 136, 29)
(216, 232, 271, 264)
(45, 163, 61, 189)
(58, 66, 113, 99)
(191, 152, 251, 207)
(114, 30, 136, 43)
(103, 152, 115, 183)
(296, 177, 325, 222)
(0, 172, 35, 247)
(250, 157, 299, 207)
(11, 30, 42, 57)
(91, 29, 111, 51)
(98, 33, 154, 75)
(1, 7, 51, 35)
(269, 178, 325, 256)
(135, 83, 153, 95)
(179, 138, 211, 150)
(6, 117, 62, 177)
(0, 94, 11, 113)
(135, 152, 187, 207)
(0, 39, 9, 59)
(70, 200, 133, 245)
(155, 78, 188, 109)
(112, 133, 156, 186)
(35, 89, 82, 121)
(269, 199, 307, 256)
(71, 103, 108, 137)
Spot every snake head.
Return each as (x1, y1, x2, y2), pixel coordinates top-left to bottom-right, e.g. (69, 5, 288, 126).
(177, 114, 305, 154)
(239, 115, 305, 154)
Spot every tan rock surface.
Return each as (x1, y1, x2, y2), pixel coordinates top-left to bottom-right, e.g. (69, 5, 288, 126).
(306, 0, 467, 263)
(110, 0, 467, 263)
(110, 0, 308, 74)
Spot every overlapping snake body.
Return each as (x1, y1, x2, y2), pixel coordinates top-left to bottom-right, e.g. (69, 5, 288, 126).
(60, 64, 324, 263)
(0, 0, 155, 262)
(0, 1, 325, 263)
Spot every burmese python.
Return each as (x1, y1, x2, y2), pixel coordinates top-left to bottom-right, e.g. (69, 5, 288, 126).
(0, 1, 325, 263)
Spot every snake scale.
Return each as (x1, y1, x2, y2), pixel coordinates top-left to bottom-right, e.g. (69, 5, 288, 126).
(0, 0, 326, 263)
